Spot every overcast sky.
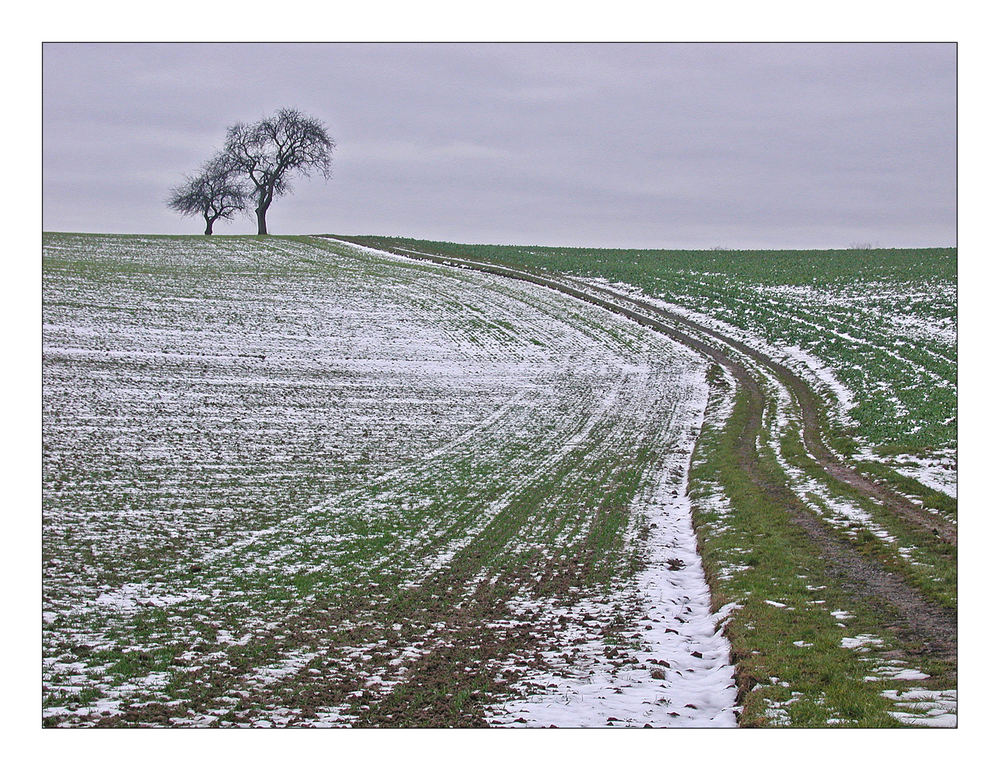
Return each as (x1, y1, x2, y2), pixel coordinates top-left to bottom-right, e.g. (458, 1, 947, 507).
(42, 42, 956, 248)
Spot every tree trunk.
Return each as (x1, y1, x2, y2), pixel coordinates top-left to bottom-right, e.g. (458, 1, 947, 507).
(204, 217, 215, 236)
(256, 206, 268, 235)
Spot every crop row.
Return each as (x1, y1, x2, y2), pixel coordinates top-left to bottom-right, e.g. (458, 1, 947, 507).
(43, 234, 731, 726)
(354, 237, 956, 499)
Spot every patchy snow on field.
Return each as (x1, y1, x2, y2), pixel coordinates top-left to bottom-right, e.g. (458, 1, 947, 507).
(43, 234, 733, 727)
(854, 447, 957, 500)
(570, 273, 956, 603)
(571, 275, 956, 499)
(882, 688, 957, 727)
(840, 634, 884, 651)
(781, 344, 857, 416)
(569, 276, 862, 428)
(485, 383, 739, 726)
(865, 664, 932, 682)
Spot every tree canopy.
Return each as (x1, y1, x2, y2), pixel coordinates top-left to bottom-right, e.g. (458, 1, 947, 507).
(166, 154, 248, 235)
(224, 108, 335, 235)
(167, 108, 334, 235)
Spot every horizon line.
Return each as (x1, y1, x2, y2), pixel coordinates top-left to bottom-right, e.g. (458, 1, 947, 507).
(41, 231, 958, 252)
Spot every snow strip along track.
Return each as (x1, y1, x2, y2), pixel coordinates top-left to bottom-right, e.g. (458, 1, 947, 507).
(43, 234, 736, 726)
(333, 238, 957, 668)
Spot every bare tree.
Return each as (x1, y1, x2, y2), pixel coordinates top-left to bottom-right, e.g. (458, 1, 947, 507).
(224, 108, 334, 235)
(167, 155, 248, 235)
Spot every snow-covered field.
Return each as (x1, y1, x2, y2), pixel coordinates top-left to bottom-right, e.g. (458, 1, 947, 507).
(42, 234, 732, 726)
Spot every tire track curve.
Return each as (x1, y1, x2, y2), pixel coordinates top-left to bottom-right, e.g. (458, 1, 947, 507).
(326, 236, 956, 663)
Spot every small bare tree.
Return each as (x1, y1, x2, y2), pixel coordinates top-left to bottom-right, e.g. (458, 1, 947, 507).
(224, 108, 334, 235)
(167, 155, 248, 235)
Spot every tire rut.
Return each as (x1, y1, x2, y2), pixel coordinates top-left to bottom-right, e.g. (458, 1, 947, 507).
(571, 282, 957, 546)
(327, 237, 956, 663)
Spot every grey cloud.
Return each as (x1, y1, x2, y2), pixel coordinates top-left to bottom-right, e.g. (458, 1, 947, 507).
(43, 42, 955, 248)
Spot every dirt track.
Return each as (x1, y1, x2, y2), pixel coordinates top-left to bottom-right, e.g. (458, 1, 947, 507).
(332, 237, 957, 664)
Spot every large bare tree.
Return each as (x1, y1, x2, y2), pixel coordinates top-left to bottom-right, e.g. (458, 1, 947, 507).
(167, 154, 248, 235)
(224, 108, 334, 235)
